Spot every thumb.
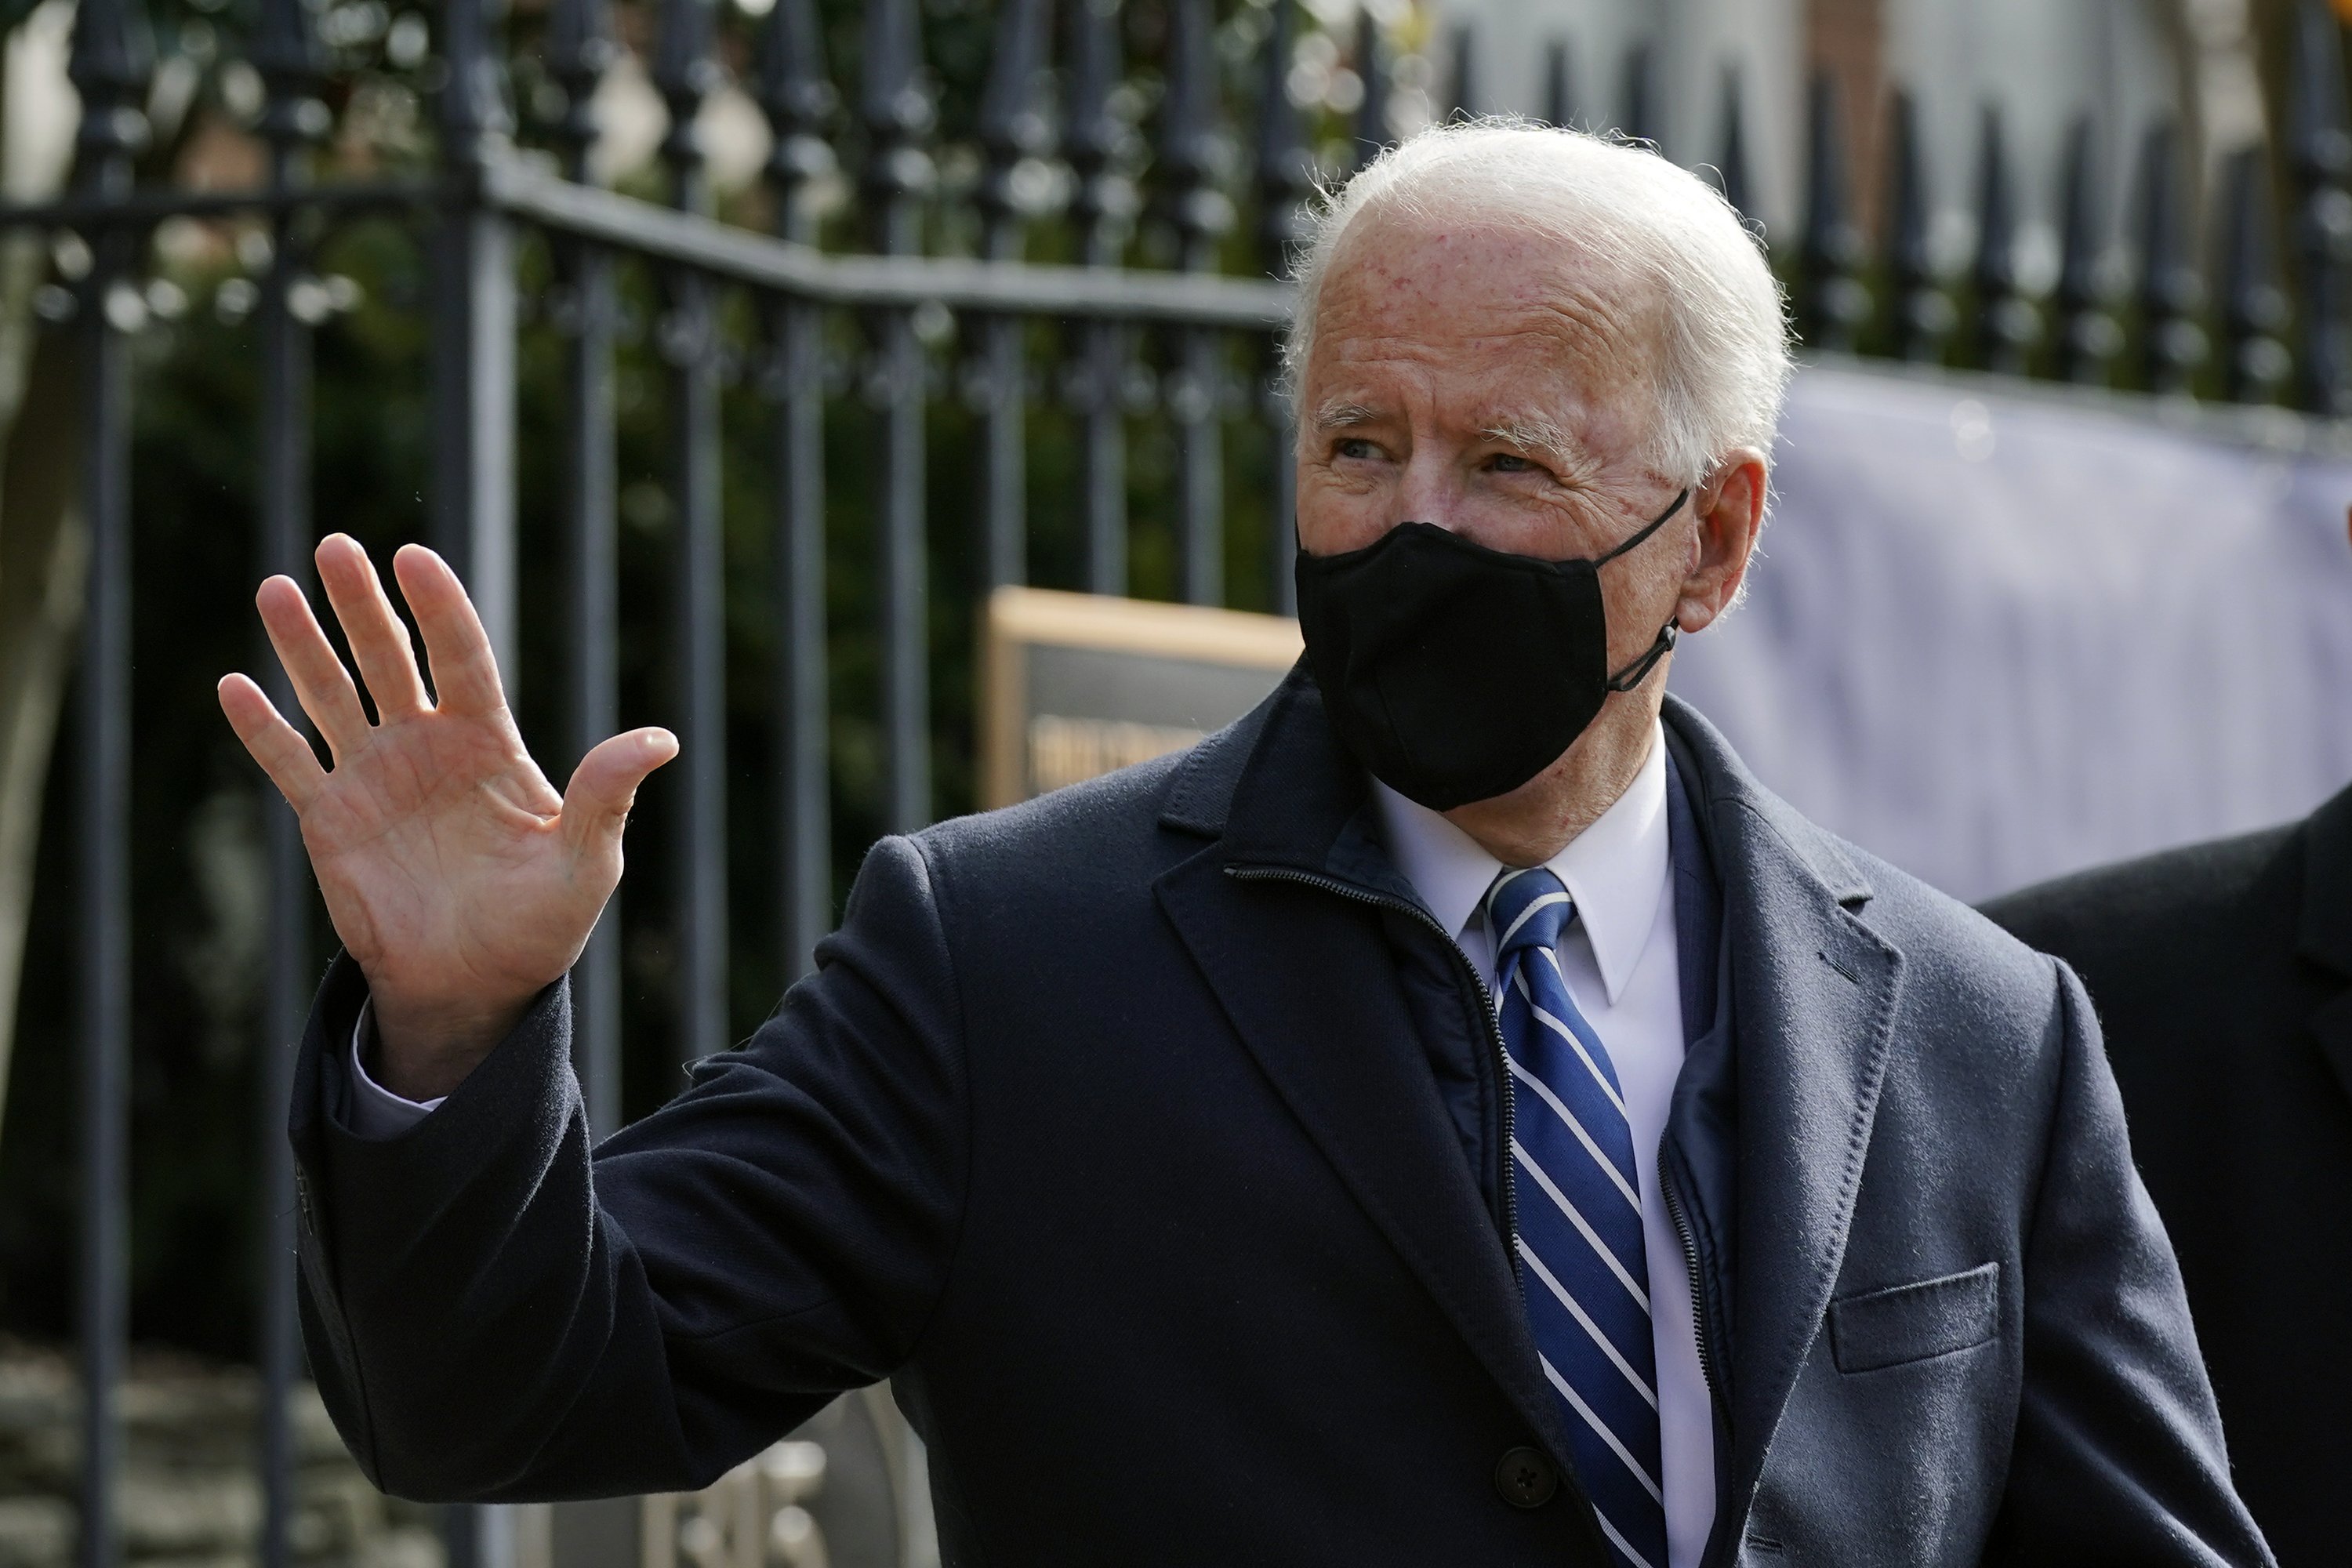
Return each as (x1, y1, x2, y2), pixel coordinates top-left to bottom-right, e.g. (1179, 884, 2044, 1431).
(562, 728, 678, 858)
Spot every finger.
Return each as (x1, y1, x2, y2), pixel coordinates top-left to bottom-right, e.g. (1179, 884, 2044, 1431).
(315, 534, 432, 720)
(255, 575, 372, 758)
(561, 728, 680, 857)
(219, 673, 328, 809)
(392, 544, 508, 717)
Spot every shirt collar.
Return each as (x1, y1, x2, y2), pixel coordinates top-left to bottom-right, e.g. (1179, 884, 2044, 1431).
(1372, 720, 1671, 1007)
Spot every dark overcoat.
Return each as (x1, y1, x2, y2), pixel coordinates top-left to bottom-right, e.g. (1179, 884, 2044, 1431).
(1987, 782, 2352, 1568)
(290, 680, 2268, 1566)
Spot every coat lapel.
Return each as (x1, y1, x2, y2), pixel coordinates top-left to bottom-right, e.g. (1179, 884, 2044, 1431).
(1155, 674, 1568, 1457)
(2297, 782, 2352, 1106)
(1155, 846, 1566, 1454)
(1661, 699, 1907, 1525)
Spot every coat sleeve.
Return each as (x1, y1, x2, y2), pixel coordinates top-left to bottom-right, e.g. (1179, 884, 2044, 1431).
(289, 833, 969, 1504)
(1982, 960, 2272, 1566)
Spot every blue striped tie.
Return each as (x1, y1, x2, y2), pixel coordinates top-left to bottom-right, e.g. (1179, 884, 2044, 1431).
(1487, 867, 1669, 1568)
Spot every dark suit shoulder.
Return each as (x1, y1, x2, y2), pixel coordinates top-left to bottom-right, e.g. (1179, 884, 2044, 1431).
(1980, 823, 2300, 985)
(898, 746, 1201, 946)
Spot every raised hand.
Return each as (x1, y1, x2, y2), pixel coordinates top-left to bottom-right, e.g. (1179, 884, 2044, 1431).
(219, 534, 675, 1101)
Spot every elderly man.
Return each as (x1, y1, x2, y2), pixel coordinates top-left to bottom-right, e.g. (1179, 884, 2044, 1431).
(222, 125, 2264, 1566)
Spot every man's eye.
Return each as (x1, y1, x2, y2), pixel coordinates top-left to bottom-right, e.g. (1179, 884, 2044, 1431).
(1335, 438, 1379, 461)
(1488, 452, 1538, 474)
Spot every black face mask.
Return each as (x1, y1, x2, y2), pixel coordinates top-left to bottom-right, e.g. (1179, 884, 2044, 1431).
(1293, 490, 1689, 812)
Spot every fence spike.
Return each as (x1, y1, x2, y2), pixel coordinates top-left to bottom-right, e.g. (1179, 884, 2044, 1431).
(67, 0, 151, 181)
(1542, 38, 1575, 129)
(1157, 0, 1231, 270)
(435, 0, 511, 160)
(252, 0, 325, 154)
(1884, 88, 1950, 363)
(2286, 0, 2352, 412)
(2219, 143, 2292, 405)
(653, 0, 719, 212)
(2053, 115, 2119, 385)
(1797, 73, 1867, 352)
(1067, 0, 1129, 266)
(1621, 38, 1657, 145)
(2134, 118, 2207, 394)
(1969, 102, 2035, 375)
(1255, 0, 1310, 612)
(757, 0, 837, 241)
(1352, 9, 1389, 172)
(1066, 0, 1131, 594)
(1160, 0, 1229, 603)
(860, 0, 935, 254)
(976, 0, 1053, 258)
(1255, 0, 1316, 264)
(549, 0, 619, 183)
(1711, 61, 1751, 220)
(1446, 24, 1476, 122)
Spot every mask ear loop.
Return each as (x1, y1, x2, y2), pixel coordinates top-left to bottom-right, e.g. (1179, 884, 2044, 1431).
(1606, 619, 1679, 691)
(1593, 487, 1691, 565)
(1596, 486, 1693, 693)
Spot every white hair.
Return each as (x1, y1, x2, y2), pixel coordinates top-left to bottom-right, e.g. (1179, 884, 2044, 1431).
(1284, 118, 1794, 486)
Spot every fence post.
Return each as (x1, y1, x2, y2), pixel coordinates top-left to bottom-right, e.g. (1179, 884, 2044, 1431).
(2287, 0, 2352, 413)
(1797, 74, 1867, 353)
(1542, 38, 1575, 130)
(67, 0, 147, 1557)
(1711, 64, 1751, 222)
(1971, 103, 2037, 376)
(1255, 0, 1312, 616)
(2134, 119, 2206, 395)
(249, 0, 325, 1555)
(1066, 0, 1131, 597)
(1621, 39, 1657, 146)
(430, 0, 518, 666)
(1884, 89, 1951, 364)
(861, 0, 935, 830)
(2219, 144, 2292, 405)
(653, 0, 729, 1061)
(1160, 0, 1232, 607)
(2053, 116, 2119, 386)
(973, 0, 1051, 591)
(757, 0, 835, 978)
(1351, 9, 1388, 172)
(1445, 23, 1476, 121)
(548, 0, 622, 1129)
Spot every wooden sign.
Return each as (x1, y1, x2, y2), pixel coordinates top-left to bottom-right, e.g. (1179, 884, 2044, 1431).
(980, 586, 1303, 809)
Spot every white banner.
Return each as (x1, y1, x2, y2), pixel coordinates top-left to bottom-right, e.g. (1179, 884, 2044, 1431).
(1669, 363, 2352, 902)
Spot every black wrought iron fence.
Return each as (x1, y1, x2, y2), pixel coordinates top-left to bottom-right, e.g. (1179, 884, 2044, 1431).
(20, 0, 2352, 1561)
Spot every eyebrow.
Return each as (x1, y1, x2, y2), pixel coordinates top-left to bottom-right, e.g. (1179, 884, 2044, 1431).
(1477, 414, 1580, 464)
(1311, 400, 1381, 430)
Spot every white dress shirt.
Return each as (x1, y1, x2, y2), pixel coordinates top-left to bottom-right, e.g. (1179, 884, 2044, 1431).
(1372, 720, 1714, 1568)
(348, 721, 1716, 1559)
(347, 1003, 441, 1137)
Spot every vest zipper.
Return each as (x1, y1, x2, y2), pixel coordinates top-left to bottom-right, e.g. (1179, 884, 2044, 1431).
(1226, 865, 1519, 1256)
(1657, 1149, 1719, 1401)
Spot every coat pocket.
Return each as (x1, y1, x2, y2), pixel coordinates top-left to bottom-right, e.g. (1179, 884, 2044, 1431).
(1828, 1261, 2000, 1374)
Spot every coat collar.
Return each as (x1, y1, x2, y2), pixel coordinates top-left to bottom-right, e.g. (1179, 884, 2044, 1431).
(2296, 781, 2352, 1108)
(2298, 779, 2352, 978)
(1154, 667, 1577, 1471)
(1158, 675, 1908, 1546)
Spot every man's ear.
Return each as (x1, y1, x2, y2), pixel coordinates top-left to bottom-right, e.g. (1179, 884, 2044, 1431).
(1675, 448, 1767, 635)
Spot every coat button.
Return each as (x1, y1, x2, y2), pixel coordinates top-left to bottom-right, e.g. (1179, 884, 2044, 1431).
(1494, 1446, 1559, 1508)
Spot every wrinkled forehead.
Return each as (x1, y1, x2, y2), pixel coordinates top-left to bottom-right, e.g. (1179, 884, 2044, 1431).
(1307, 209, 1667, 412)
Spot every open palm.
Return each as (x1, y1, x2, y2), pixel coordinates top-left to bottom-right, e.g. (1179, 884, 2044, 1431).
(220, 534, 674, 1099)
